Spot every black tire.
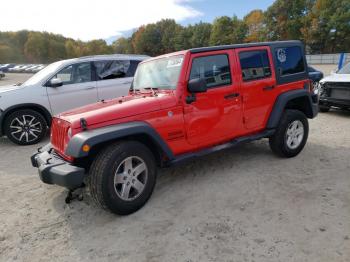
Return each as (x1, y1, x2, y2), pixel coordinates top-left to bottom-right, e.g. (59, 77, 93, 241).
(4, 109, 48, 145)
(88, 140, 157, 215)
(269, 110, 309, 158)
(319, 105, 330, 112)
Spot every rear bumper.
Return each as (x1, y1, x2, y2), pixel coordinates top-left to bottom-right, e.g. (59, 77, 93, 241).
(319, 97, 350, 108)
(31, 144, 85, 190)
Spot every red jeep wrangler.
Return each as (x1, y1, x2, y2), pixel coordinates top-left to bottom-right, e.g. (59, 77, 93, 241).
(31, 41, 318, 215)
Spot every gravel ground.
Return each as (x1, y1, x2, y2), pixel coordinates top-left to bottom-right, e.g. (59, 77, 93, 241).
(0, 72, 349, 262)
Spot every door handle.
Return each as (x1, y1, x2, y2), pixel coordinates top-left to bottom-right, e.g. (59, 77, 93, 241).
(263, 85, 275, 91)
(224, 93, 240, 99)
(84, 86, 95, 90)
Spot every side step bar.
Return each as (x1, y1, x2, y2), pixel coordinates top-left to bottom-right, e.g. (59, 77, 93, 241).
(167, 129, 275, 166)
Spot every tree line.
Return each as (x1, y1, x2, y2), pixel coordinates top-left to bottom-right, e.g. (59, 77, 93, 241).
(0, 0, 349, 63)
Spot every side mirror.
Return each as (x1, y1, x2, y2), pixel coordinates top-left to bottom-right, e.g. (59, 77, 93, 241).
(49, 78, 63, 88)
(188, 78, 207, 93)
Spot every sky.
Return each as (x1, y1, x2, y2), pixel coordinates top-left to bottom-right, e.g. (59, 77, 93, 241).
(1, 0, 274, 42)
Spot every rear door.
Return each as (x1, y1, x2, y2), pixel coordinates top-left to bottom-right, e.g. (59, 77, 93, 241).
(95, 60, 140, 100)
(46, 62, 98, 115)
(235, 47, 277, 131)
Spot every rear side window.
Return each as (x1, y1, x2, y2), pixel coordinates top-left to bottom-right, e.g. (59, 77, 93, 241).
(239, 50, 271, 81)
(94, 60, 130, 80)
(190, 54, 231, 88)
(275, 46, 305, 75)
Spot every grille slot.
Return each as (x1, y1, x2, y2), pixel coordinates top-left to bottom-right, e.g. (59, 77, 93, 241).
(51, 118, 70, 154)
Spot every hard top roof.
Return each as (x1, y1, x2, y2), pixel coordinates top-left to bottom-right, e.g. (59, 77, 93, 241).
(189, 40, 303, 54)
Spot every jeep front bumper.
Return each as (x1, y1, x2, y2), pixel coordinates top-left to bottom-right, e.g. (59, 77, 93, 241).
(31, 144, 85, 190)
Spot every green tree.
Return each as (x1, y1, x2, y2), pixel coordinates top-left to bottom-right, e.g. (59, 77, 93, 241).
(210, 16, 235, 45)
(302, 0, 350, 53)
(24, 32, 49, 63)
(264, 0, 313, 40)
(113, 37, 133, 54)
(190, 22, 212, 48)
(244, 10, 266, 42)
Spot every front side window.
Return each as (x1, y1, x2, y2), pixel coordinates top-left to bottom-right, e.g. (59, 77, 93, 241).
(52, 62, 92, 85)
(94, 60, 131, 80)
(189, 54, 231, 88)
(133, 56, 184, 90)
(276, 46, 305, 75)
(239, 50, 271, 81)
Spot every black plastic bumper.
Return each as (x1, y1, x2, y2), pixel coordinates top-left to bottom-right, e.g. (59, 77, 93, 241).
(319, 97, 350, 108)
(31, 144, 85, 190)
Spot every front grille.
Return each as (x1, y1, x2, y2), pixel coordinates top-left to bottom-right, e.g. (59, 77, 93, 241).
(51, 118, 70, 155)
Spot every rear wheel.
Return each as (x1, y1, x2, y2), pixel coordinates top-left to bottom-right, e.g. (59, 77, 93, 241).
(4, 109, 48, 145)
(269, 110, 309, 158)
(88, 141, 157, 215)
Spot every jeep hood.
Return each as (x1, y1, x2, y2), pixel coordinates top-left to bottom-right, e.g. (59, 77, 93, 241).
(320, 73, 350, 83)
(59, 92, 177, 129)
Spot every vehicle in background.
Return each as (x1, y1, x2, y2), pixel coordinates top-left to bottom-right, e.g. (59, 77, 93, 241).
(31, 40, 318, 215)
(8, 64, 27, 73)
(18, 64, 35, 73)
(0, 54, 149, 145)
(308, 66, 324, 83)
(318, 62, 350, 112)
(0, 71, 5, 79)
(24, 64, 44, 73)
(31, 65, 46, 73)
(0, 64, 16, 72)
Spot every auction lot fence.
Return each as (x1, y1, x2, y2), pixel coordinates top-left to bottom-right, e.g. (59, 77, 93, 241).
(306, 53, 350, 65)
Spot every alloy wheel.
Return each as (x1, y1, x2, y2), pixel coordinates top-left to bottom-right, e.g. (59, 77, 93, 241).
(114, 156, 148, 201)
(285, 120, 304, 150)
(9, 115, 43, 143)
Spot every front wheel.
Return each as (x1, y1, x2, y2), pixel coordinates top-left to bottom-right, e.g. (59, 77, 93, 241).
(4, 109, 48, 145)
(269, 110, 309, 158)
(88, 141, 157, 215)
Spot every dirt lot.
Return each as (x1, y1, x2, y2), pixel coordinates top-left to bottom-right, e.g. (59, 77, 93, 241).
(0, 72, 349, 262)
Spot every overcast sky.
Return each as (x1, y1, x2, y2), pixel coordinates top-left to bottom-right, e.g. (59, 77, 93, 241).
(2, 0, 274, 41)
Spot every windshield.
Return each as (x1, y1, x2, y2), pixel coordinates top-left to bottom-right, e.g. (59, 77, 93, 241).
(23, 61, 64, 86)
(133, 55, 184, 90)
(337, 62, 350, 74)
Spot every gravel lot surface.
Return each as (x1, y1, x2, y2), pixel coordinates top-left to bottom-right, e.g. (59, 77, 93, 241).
(0, 72, 349, 262)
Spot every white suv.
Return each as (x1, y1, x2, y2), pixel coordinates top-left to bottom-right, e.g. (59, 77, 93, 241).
(0, 54, 149, 145)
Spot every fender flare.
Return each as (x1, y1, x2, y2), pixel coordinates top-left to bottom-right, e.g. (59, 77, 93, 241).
(65, 121, 175, 160)
(266, 89, 317, 129)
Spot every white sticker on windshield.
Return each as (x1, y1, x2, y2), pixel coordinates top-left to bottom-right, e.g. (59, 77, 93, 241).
(167, 57, 183, 68)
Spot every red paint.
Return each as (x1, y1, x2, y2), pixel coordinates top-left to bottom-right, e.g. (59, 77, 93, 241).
(52, 47, 309, 161)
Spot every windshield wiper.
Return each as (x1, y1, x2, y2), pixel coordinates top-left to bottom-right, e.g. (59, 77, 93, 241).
(142, 87, 159, 96)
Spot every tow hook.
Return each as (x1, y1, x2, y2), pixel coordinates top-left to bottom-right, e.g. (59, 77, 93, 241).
(65, 184, 85, 204)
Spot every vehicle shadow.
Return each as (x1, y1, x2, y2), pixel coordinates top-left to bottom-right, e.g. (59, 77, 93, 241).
(49, 139, 350, 261)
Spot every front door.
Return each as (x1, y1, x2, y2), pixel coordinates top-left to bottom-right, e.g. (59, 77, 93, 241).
(184, 51, 243, 146)
(235, 47, 277, 131)
(46, 62, 98, 115)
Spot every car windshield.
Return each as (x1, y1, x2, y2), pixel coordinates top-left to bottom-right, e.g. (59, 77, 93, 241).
(22, 61, 64, 86)
(132, 55, 184, 90)
(337, 62, 350, 74)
